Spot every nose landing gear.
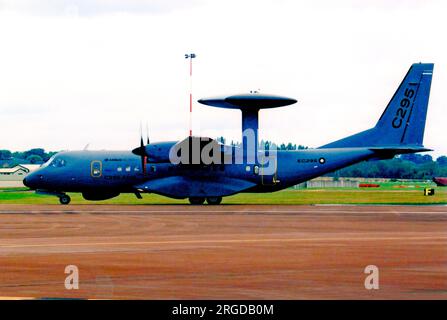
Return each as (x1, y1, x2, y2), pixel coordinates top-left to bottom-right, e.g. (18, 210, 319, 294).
(59, 194, 71, 205)
(36, 190, 71, 205)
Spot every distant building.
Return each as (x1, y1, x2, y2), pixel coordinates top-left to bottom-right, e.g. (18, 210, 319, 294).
(0, 158, 28, 168)
(294, 177, 359, 189)
(0, 164, 41, 181)
(20, 164, 41, 172)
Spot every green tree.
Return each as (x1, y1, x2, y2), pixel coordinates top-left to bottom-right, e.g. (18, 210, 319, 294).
(437, 156, 447, 166)
(216, 136, 226, 144)
(24, 148, 46, 159)
(0, 150, 12, 160)
(26, 155, 43, 164)
(286, 143, 295, 150)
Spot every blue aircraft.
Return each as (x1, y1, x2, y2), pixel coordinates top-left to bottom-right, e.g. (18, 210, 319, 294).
(24, 63, 434, 205)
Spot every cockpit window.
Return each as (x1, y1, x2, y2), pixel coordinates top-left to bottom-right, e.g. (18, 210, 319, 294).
(41, 155, 56, 168)
(50, 158, 67, 167)
(54, 158, 66, 167)
(40, 155, 67, 168)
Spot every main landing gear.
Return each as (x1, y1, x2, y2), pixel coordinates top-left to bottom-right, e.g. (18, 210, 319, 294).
(188, 197, 222, 205)
(59, 194, 71, 205)
(206, 196, 222, 205)
(189, 197, 205, 205)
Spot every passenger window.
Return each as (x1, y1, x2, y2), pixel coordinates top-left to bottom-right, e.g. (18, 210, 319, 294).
(117, 167, 122, 172)
(150, 166, 156, 173)
(253, 165, 259, 175)
(125, 166, 131, 172)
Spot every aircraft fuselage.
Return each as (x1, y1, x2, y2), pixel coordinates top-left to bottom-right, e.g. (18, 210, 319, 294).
(24, 147, 376, 199)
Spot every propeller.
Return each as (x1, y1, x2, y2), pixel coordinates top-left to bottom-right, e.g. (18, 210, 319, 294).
(140, 123, 147, 175)
(141, 134, 147, 175)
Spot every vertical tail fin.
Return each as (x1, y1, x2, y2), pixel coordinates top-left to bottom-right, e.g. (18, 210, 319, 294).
(321, 63, 434, 149)
(375, 63, 433, 146)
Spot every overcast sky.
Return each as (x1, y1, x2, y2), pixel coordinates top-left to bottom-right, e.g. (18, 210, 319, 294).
(0, 0, 445, 157)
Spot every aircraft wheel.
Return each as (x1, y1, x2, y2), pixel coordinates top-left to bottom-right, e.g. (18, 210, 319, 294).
(206, 197, 222, 205)
(189, 197, 205, 205)
(59, 195, 71, 205)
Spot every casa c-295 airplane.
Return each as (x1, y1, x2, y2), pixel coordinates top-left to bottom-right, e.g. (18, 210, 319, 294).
(24, 63, 434, 205)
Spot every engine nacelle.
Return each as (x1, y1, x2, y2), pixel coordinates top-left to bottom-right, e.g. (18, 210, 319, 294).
(81, 191, 120, 201)
(146, 142, 176, 162)
(132, 141, 177, 163)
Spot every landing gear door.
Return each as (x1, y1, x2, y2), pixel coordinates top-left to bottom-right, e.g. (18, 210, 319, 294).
(260, 154, 278, 186)
(91, 160, 102, 178)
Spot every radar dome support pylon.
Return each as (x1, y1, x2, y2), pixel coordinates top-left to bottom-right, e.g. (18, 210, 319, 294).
(198, 93, 297, 162)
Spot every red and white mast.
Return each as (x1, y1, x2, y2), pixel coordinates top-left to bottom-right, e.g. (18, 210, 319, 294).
(185, 53, 196, 136)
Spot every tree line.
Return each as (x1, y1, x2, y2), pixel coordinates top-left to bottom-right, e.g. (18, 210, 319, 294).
(0, 148, 57, 165)
(331, 154, 447, 180)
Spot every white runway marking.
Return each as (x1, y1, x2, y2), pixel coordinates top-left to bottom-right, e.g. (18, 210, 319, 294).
(1, 235, 446, 249)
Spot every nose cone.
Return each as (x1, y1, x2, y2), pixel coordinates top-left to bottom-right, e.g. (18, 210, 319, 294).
(23, 172, 38, 189)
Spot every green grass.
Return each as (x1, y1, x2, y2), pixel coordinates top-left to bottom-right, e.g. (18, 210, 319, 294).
(0, 187, 446, 205)
(0, 187, 29, 192)
(305, 180, 436, 191)
(360, 180, 436, 190)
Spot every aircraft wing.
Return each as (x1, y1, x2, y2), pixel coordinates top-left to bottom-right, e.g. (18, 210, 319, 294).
(134, 176, 256, 198)
(366, 146, 432, 160)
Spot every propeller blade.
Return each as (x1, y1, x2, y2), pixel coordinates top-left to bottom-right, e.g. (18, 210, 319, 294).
(139, 123, 147, 175)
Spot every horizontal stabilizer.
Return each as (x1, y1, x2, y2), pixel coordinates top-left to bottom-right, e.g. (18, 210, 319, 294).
(368, 146, 433, 153)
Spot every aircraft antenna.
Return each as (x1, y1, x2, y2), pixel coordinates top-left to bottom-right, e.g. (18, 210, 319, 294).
(185, 53, 196, 136)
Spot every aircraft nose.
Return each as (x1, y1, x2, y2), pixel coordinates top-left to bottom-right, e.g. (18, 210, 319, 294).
(23, 171, 39, 189)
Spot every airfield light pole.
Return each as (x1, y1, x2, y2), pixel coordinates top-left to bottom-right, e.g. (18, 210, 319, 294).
(185, 53, 196, 137)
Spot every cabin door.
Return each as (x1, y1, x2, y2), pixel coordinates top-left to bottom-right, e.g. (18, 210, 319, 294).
(260, 155, 278, 186)
(90, 160, 102, 178)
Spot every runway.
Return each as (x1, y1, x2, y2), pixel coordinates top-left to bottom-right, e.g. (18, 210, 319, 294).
(0, 204, 446, 299)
